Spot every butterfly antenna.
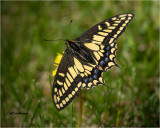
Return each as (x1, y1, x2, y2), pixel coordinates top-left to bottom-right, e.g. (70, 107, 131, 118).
(67, 20, 72, 39)
(44, 38, 65, 41)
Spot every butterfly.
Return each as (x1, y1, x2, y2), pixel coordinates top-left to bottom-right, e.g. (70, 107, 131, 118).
(52, 13, 134, 110)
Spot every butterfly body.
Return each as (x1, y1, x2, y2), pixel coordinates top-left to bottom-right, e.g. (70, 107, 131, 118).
(66, 40, 94, 63)
(52, 13, 134, 110)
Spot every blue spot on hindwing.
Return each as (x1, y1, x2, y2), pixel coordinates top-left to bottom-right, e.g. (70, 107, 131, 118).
(84, 78, 88, 83)
(100, 60, 105, 66)
(89, 77, 93, 82)
(94, 69, 99, 75)
(93, 75, 98, 80)
(105, 57, 109, 62)
(106, 52, 110, 56)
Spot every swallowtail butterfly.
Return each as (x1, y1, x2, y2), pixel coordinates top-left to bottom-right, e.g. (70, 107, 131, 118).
(52, 13, 134, 110)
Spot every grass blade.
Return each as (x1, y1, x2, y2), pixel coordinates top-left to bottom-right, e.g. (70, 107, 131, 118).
(70, 102, 73, 127)
(131, 67, 136, 126)
(77, 90, 82, 127)
(29, 101, 40, 126)
(88, 102, 103, 128)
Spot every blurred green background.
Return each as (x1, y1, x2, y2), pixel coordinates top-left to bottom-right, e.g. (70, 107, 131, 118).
(1, 1, 159, 127)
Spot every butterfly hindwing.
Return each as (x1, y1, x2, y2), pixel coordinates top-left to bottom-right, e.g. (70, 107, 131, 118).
(80, 41, 118, 89)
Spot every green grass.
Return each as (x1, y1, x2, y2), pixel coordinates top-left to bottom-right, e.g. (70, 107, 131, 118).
(1, 1, 159, 127)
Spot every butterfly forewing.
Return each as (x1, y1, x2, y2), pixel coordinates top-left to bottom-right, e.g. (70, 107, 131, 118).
(53, 49, 83, 110)
(76, 13, 134, 43)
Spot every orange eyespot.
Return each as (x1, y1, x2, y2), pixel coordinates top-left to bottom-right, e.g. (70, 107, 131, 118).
(98, 66, 103, 70)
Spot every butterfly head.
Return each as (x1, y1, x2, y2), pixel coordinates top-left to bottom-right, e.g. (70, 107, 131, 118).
(65, 40, 78, 49)
(65, 40, 70, 48)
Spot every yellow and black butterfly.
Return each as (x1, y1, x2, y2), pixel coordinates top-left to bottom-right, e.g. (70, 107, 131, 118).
(52, 13, 134, 110)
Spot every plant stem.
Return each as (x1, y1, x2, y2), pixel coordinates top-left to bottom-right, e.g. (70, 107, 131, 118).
(70, 102, 73, 127)
(131, 67, 135, 123)
(78, 90, 82, 127)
